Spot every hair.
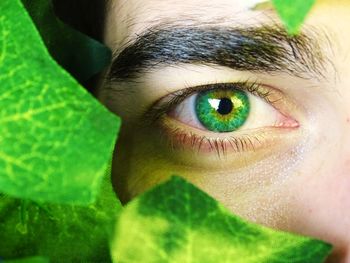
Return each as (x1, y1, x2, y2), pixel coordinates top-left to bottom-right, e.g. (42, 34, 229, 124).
(52, 0, 107, 42)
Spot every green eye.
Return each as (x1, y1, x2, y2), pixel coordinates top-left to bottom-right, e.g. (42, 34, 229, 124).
(195, 89, 250, 132)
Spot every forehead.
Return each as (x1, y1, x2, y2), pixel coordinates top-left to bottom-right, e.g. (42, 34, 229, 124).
(104, 0, 349, 57)
(108, 0, 269, 21)
(105, 0, 276, 46)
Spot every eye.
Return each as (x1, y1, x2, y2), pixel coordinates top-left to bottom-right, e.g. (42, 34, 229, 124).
(168, 83, 298, 133)
(192, 88, 250, 132)
(148, 82, 299, 154)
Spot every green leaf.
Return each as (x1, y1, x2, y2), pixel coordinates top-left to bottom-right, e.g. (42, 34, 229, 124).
(0, 170, 121, 262)
(111, 176, 332, 263)
(0, 0, 120, 205)
(21, 0, 111, 83)
(272, 0, 316, 35)
(4, 256, 49, 263)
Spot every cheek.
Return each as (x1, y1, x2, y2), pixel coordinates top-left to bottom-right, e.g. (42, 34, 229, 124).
(112, 123, 308, 227)
(329, 159, 350, 212)
(281, 139, 350, 255)
(111, 127, 179, 202)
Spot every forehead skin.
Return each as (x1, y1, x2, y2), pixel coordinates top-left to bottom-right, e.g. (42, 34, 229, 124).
(104, 0, 345, 52)
(102, 1, 350, 262)
(105, 1, 281, 52)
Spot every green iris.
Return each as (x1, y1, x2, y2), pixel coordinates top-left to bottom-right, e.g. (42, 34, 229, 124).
(195, 89, 250, 132)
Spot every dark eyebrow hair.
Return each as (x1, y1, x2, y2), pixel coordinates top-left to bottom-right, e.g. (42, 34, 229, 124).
(107, 25, 328, 82)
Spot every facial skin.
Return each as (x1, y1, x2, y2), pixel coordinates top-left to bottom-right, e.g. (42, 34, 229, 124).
(97, 1, 350, 261)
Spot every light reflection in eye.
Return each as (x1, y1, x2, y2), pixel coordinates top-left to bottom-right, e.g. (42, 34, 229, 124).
(194, 89, 250, 133)
(208, 99, 221, 110)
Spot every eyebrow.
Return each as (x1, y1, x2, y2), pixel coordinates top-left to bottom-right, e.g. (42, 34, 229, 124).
(107, 24, 328, 82)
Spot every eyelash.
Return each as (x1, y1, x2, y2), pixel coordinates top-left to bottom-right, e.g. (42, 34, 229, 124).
(146, 80, 274, 121)
(145, 80, 293, 156)
(162, 125, 267, 156)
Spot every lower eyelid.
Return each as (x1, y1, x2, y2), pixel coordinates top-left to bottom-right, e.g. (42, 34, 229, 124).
(159, 115, 300, 155)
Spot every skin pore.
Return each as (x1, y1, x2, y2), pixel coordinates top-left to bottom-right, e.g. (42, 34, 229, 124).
(97, 1, 350, 262)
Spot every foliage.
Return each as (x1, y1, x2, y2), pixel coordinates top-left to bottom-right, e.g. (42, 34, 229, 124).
(0, 169, 121, 262)
(3, 256, 49, 263)
(0, 0, 333, 262)
(111, 176, 332, 263)
(0, 0, 120, 205)
(21, 0, 111, 83)
(272, 0, 316, 34)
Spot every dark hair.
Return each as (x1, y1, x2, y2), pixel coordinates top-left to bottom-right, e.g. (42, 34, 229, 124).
(52, 0, 107, 42)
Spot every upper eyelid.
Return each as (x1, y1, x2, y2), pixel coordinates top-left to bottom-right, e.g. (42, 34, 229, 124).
(159, 81, 268, 109)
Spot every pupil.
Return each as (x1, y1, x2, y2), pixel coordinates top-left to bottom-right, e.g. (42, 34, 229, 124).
(217, 97, 233, 115)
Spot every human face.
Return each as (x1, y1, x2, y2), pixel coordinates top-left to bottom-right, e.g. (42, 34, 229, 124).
(98, 1, 350, 261)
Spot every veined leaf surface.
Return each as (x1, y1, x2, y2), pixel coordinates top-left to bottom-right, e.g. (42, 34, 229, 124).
(0, 0, 120, 205)
(111, 176, 332, 263)
(0, 169, 121, 262)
